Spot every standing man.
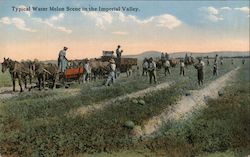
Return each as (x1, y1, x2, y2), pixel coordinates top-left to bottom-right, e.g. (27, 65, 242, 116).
(105, 59, 116, 86)
(215, 54, 218, 62)
(83, 58, 91, 83)
(231, 58, 234, 65)
(165, 52, 170, 60)
(195, 58, 205, 86)
(142, 58, 149, 76)
(161, 52, 165, 65)
(220, 56, 223, 65)
(213, 59, 218, 76)
(116, 45, 122, 60)
(58, 47, 68, 72)
(242, 58, 245, 64)
(180, 59, 185, 76)
(116, 45, 122, 76)
(164, 59, 171, 76)
(148, 57, 157, 84)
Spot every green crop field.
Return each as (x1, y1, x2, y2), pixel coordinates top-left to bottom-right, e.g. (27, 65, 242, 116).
(0, 58, 249, 157)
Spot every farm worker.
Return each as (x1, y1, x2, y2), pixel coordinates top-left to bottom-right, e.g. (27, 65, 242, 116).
(242, 58, 245, 64)
(116, 45, 122, 74)
(206, 56, 210, 65)
(184, 53, 189, 63)
(195, 57, 205, 86)
(161, 52, 165, 59)
(231, 58, 234, 65)
(142, 58, 149, 76)
(161, 52, 165, 65)
(180, 59, 185, 76)
(165, 52, 169, 60)
(105, 58, 116, 86)
(214, 54, 218, 62)
(213, 59, 218, 76)
(189, 53, 194, 63)
(126, 65, 132, 77)
(148, 57, 157, 84)
(116, 45, 122, 59)
(220, 57, 223, 65)
(164, 60, 171, 76)
(58, 47, 68, 72)
(83, 59, 91, 83)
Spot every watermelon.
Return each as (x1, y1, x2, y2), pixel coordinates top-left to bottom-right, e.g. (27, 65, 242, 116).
(124, 120, 135, 129)
(138, 99, 145, 105)
(132, 99, 138, 104)
(218, 90, 224, 97)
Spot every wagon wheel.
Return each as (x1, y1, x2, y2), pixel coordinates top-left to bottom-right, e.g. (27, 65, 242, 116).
(55, 72, 66, 88)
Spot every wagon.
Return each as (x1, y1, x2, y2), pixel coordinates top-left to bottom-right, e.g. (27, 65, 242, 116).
(101, 51, 138, 73)
(64, 67, 85, 80)
(58, 60, 86, 86)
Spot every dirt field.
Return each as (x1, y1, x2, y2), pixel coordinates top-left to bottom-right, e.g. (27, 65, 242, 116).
(0, 58, 249, 157)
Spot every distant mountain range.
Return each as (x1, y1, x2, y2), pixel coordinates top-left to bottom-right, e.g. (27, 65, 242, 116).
(30, 51, 249, 63)
(125, 51, 250, 60)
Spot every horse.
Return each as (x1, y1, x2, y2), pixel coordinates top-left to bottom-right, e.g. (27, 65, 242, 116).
(169, 59, 179, 67)
(184, 57, 195, 66)
(156, 59, 179, 69)
(1, 58, 33, 92)
(89, 59, 109, 80)
(21, 60, 35, 86)
(31, 61, 58, 90)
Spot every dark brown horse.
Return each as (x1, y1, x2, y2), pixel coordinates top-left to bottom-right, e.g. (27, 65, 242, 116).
(1, 58, 33, 92)
(156, 59, 179, 69)
(31, 61, 58, 90)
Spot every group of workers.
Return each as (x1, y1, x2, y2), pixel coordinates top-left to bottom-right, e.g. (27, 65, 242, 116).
(57, 45, 122, 86)
(142, 53, 245, 86)
(58, 46, 245, 87)
(142, 57, 158, 84)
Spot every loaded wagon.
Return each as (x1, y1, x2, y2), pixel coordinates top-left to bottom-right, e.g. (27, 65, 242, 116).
(101, 51, 137, 73)
(58, 60, 86, 85)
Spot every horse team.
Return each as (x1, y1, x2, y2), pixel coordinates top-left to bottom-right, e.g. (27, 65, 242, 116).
(1, 57, 118, 92)
(1, 58, 58, 92)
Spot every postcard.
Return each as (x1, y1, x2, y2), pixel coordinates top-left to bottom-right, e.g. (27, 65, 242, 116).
(0, 0, 249, 156)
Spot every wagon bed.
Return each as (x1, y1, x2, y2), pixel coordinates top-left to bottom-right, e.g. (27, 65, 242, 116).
(65, 67, 85, 79)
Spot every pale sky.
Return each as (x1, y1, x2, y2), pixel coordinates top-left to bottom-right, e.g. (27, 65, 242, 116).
(0, 0, 249, 61)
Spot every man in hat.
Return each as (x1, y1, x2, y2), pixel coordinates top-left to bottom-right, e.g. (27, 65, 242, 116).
(242, 58, 245, 64)
(206, 56, 210, 65)
(83, 58, 91, 83)
(148, 57, 157, 84)
(142, 58, 149, 76)
(180, 59, 185, 76)
(116, 45, 122, 60)
(195, 57, 205, 86)
(58, 47, 68, 72)
(214, 54, 218, 62)
(220, 56, 223, 65)
(165, 52, 170, 60)
(163, 59, 171, 76)
(105, 58, 116, 86)
(213, 58, 218, 76)
(161, 52, 165, 65)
